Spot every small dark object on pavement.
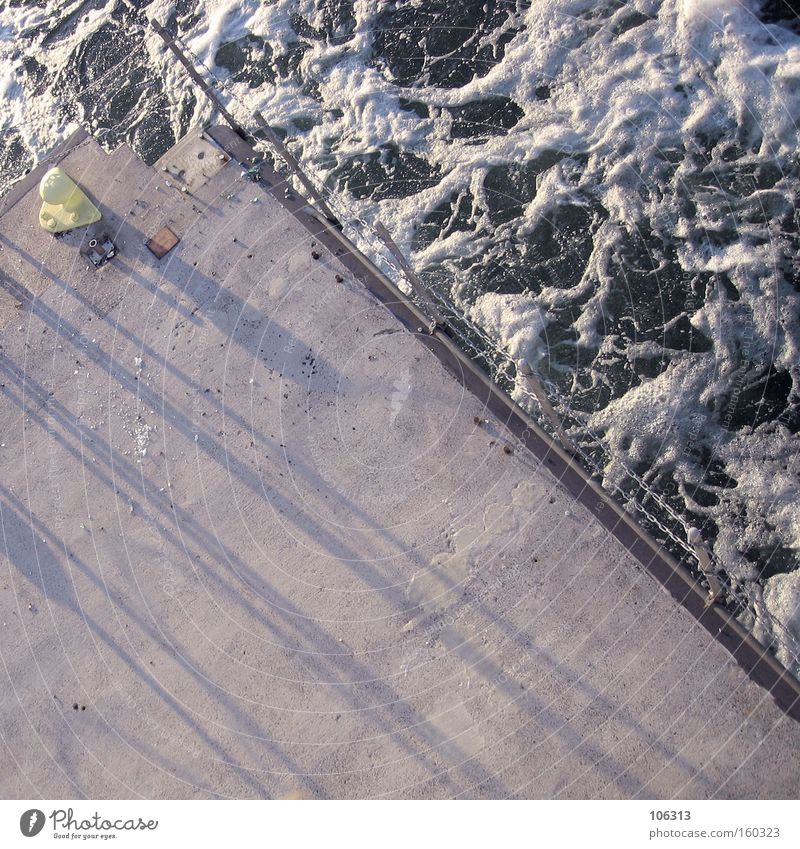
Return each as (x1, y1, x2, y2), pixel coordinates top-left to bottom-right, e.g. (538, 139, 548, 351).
(86, 234, 116, 267)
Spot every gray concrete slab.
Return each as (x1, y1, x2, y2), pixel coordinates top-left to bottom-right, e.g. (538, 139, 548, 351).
(0, 130, 798, 800)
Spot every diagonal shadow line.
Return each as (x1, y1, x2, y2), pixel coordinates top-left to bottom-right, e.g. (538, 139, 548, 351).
(0, 234, 321, 446)
(1, 241, 442, 586)
(1, 466, 479, 795)
(0, 370, 481, 795)
(3, 128, 508, 595)
(0, 338, 413, 614)
(0, 291, 442, 652)
(409, 509, 722, 797)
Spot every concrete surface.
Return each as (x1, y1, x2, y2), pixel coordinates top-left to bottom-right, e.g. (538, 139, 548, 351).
(0, 130, 798, 799)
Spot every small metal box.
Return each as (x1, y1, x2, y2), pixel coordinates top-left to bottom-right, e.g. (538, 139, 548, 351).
(86, 235, 117, 267)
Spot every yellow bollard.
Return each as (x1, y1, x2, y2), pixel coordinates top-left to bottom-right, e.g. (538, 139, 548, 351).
(38, 167, 101, 233)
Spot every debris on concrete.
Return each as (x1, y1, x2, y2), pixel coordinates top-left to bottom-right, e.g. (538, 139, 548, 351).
(146, 226, 179, 259)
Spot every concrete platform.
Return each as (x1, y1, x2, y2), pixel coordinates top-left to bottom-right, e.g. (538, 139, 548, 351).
(0, 129, 798, 799)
